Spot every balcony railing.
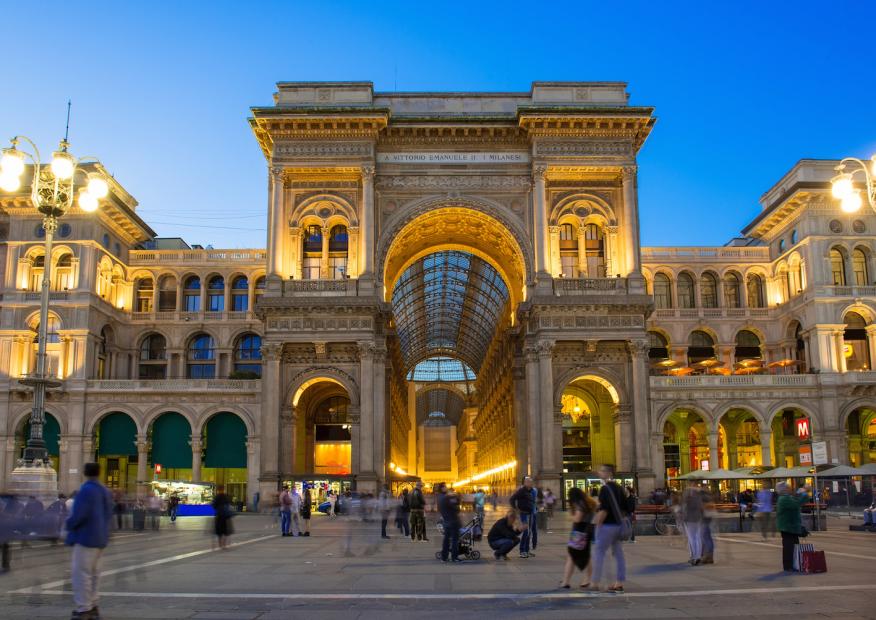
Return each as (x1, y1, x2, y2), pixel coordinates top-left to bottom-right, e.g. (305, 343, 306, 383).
(641, 246, 771, 260)
(87, 379, 261, 391)
(282, 279, 356, 295)
(652, 307, 771, 320)
(552, 277, 629, 295)
(129, 249, 267, 265)
(650, 374, 817, 388)
(130, 310, 256, 322)
(817, 285, 876, 297)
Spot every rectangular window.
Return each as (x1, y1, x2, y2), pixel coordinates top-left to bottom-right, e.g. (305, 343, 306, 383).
(159, 290, 176, 312)
(302, 256, 320, 280)
(329, 256, 347, 280)
(232, 294, 248, 311)
(208, 293, 224, 312)
(187, 364, 215, 379)
(560, 255, 578, 278)
(184, 293, 200, 312)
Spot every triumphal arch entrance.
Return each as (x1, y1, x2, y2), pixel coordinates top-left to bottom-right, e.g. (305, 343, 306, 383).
(250, 81, 656, 499)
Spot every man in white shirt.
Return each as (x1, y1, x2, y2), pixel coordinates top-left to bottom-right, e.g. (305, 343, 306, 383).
(288, 486, 302, 537)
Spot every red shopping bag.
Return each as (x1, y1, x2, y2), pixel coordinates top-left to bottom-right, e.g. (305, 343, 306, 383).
(801, 550, 827, 574)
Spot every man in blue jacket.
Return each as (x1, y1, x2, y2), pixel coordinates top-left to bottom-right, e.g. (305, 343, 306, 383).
(66, 462, 113, 619)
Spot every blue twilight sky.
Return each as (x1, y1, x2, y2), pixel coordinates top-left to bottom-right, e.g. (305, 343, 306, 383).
(2, 1, 874, 249)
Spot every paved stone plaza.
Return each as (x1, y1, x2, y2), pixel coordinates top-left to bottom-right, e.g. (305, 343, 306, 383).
(2, 512, 875, 619)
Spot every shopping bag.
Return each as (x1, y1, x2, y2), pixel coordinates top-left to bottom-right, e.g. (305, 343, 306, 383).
(801, 550, 827, 574)
(793, 543, 814, 571)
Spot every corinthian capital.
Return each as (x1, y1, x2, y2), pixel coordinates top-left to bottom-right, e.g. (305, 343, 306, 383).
(532, 164, 548, 182)
(621, 165, 637, 181)
(270, 166, 284, 181)
(361, 164, 376, 180)
(537, 339, 555, 357)
(260, 342, 283, 361)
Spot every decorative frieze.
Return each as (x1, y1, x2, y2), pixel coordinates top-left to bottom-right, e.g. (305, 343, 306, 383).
(274, 141, 374, 158)
(375, 175, 532, 191)
(267, 316, 374, 332)
(535, 141, 633, 158)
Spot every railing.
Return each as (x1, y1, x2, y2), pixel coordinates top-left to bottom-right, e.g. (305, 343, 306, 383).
(552, 277, 628, 295)
(130, 310, 256, 322)
(21, 291, 70, 301)
(87, 379, 261, 391)
(128, 249, 267, 265)
(817, 285, 876, 297)
(283, 279, 355, 295)
(650, 374, 817, 388)
(652, 307, 771, 319)
(641, 246, 771, 260)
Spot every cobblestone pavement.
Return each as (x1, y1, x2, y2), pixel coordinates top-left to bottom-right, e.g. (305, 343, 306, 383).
(2, 512, 875, 619)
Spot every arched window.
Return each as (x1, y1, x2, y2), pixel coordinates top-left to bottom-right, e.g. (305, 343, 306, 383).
(253, 276, 266, 306)
(207, 275, 224, 312)
(700, 272, 718, 308)
(302, 224, 322, 280)
(648, 331, 669, 360)
(328, 224, 348, 279)
(183, 276, 201, 312)
(158, 275, 177, 312)
(654, 273, 672, 309)
(830, 248, 846, 286)
(746, 274, 765, 308)
(54, 253, 74, 290)
(139, 333, 167, 379)
(778, 267, 791, 303)
(231, 276, 249, 312)
(29, 254, 45, 291)
(583, 223, 606, 278)
(135, 277, 154, 313)
(853, 248, 869, 286)
(724, 273, 741, 308)
(688, 330, 715, 365)
(678, 272, 695, 308)
(844, 311, 870, 371)
(30, 315, 61, 378)
(559, 223, 579, 277)
(793, 322, 806, 369)
(187, 333, 216, 379)
(233, 333, 262, 377)
(97, 326, 112, 379)
(735, 330, 762, 361)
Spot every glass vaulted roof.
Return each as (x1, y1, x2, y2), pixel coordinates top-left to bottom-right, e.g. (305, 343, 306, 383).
(407, 357, 476, 382)
(392, 250, 509, 373)
(416, 388, 466, 425)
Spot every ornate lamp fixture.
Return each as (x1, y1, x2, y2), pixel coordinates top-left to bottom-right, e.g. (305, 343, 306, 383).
(830, 155, 876, 213)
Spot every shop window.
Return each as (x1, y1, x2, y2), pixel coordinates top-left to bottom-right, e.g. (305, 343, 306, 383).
(187, 333, 215, 378)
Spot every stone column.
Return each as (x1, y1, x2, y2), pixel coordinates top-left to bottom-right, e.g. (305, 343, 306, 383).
(708, 431, 720, 471)
(258, 343, 282, 494)
(604, 226, 618, 277)
(524, 344, 541, 476)
(407, 381, 417, 474)
(347, 226, 360, 279)
(289, 227, 303, 281)
(359, 165, 375, 280)
(191, 436, 202, 482)
(512, 361, 529, 479)
(576, 225, 588, 277)
(537, 340, 557, 476)
(357, 342, 375, 481)
(532, 165, 550, 282)
(268, 167, 285, 278)
(621, 166, 641, 276)
(866, 325, 876, 370)
(349, 405, 361, 475)
(760, 430, 773, 468)
(549, 225, 562, 277)
(614, 405, 634, 472)
(628, 340, 653, 474)
(279, 407, 294, 477)
(651, 432, 666, 488)
(246, 438, 260, 509)
(813, 326, 840, 372)
(320, 226, 330, 279)
(136, 435, 148, 497)
(372, 345, 388, 483)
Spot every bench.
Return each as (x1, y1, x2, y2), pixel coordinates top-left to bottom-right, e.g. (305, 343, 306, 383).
(635, 504, 670, 515)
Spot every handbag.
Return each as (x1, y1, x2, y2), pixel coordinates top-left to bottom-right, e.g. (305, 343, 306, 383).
(793, 543, 814, 571)
(604, 482, 633, 541)
(801, 550, 827, 574)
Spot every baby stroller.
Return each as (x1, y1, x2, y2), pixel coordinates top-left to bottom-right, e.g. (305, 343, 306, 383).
(435, 514, 482, 561)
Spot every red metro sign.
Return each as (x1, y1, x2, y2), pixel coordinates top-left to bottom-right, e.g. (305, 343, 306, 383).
(796, 418, 811, 440)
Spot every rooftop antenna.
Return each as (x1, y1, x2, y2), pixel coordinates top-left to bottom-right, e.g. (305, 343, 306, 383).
(62, 99, 72, 146)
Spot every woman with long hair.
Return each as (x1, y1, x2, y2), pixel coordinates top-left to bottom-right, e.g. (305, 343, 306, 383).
(560, 487, 598, 588)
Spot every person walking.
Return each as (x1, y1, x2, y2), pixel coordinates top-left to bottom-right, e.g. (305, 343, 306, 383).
(279, 485, 293, 536)
(625, 486, 638, 543)
(510, 476, 535, 558)
(211, 485, 233, 550)
(544, 489, 556, 519)
(301, 484, 312, 537)
(168, 494, 179, 523)
(560, 487, 597, 589)
(379, 484, 392, 539)
(473, 488, 486, 526)
(487, 510, 522, 560)
(590, 464, 627, 593)
(409, 481, 428, 542)
(681, 482, 706, 565)
(397, 488, 411, 538)
(777, 481, 809, 571)
(755, 483, 774, 540)
(65, 462, 113, 619)
(288, 485, 302, 537)
(328, 491, 337, 519)
(438, 483, 462, 562)
(490, 490, 498, 512)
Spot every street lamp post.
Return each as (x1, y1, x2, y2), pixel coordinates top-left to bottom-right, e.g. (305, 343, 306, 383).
(830, 155, 876, 213)
(0, 131, 110, 497)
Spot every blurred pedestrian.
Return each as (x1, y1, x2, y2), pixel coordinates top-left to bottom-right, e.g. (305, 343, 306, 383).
(755, 483, 774, 540)
(397, 488, 411, 537)
(212, 485, 233, 550)
(777, 482, 809, 571)
(625, 486, 638, 543)
(682, 482, 706, 565)
(379, 485, 392, 539)
(279, 485, 292, 536)
(473, 488, 486, 525)
(66, 462, 113, 619)
(510, 476, 535, 558)
(328, 491, 337, 518)
(46, 494, 67, 541)
(112, 492, 125, 530)
(438, 483, 462, 562)
(23, 496, 44, 536)
(409, 481, 428, 542)
(168, 494, 179, 523)
(147, 492, 161, 531)
(560, 487, 597, 588)
(487, 510, 522, 560)
(288, 485, 302, 536)
(490, 490, 498, 512)
(590, 464, 627, 593)
(301, 484, 312, 537)
(544, 488, 556, 519)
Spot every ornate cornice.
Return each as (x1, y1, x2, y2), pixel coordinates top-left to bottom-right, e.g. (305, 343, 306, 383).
(375, 174, 531, 191)
(535, 140, 633, 158)
(274, 141, 374, 159)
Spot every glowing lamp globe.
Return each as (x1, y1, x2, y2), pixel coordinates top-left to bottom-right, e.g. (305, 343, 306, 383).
(51, 151, 75, 180)
(0, 148, 25, 177)
(841, 191, 862, 214)
(78, 191, 99, 212)
(0, 172, 21, 192)
(87, 174, 109, 199)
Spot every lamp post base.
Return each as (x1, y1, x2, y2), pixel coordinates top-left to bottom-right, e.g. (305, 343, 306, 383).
(7, 460, 59, 505)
